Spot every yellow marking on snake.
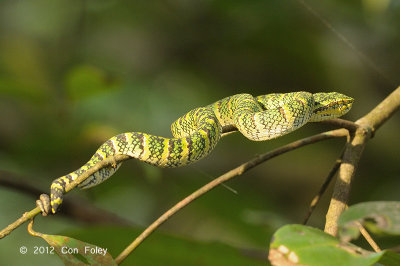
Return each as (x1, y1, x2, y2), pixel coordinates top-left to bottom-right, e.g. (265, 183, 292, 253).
(49, 91, 354, 213)
(140, 133, 151, 162)
(159, 138, 170, 166)
(180, 137, 190, 165)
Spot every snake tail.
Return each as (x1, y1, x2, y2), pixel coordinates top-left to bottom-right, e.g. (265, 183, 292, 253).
(50, 107, 221, 213)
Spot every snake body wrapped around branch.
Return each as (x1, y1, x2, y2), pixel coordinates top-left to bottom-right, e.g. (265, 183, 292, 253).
(49, 92, 354, 213)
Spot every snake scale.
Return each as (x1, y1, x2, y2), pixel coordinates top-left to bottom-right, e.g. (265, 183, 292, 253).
(49, 92, 353, 213)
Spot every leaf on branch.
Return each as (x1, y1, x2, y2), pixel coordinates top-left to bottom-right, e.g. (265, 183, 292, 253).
(30, 231, 116, 265)
(269, 224, 400, 266)
(338, 201, 400, 242)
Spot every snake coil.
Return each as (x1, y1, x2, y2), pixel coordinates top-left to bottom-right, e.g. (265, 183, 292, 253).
(49, 92, 353, 213)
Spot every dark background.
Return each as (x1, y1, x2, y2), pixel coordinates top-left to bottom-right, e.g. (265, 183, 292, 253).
(0, 0, 399, 265)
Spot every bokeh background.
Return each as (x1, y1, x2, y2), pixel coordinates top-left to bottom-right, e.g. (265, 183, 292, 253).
(0, 0, 399, 265)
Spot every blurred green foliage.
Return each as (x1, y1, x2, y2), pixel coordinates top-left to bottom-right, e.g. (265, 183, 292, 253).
(0, 0, 399, 264)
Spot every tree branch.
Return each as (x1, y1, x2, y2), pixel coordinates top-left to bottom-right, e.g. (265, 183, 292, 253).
(320, 118, 358, 132)
(0, 155, 131, 239)
(0, 171, 133, 226)
(324, 86, 400, 235)
(356, 86, 400, 132)
(324, 128, 368, 235)
(115, 128, 348, 264)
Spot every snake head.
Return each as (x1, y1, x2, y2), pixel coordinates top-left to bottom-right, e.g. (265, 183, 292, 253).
(310, 92, 354, 122)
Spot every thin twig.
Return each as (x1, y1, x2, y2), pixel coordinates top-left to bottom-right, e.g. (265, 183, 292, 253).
(320, 118, 359, 132)
(302, 156, 342, 225)
(0, 170, 133, 226)
(222, 125, 238, 134)
(63, 155, 131, 195)
(0, 207, 42, 239)
(0, 155, 131, 239)
(221, 125, 238, 137)
(114, 128, 348, 264)
(355, 221, 381, 252)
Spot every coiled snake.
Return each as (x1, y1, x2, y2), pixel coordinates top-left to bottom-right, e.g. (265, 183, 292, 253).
(44, 92, 353, 214)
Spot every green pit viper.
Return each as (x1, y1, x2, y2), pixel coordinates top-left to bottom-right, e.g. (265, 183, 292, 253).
(47, 91, 353, 213)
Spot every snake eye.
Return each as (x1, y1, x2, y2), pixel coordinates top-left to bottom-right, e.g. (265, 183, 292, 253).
(310, 92, 354, 122)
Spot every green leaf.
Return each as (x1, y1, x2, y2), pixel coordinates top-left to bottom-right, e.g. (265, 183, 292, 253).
(34, 233, 116, 266)
(338, 201, 400, 241)
(269, 224, 400, 266)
